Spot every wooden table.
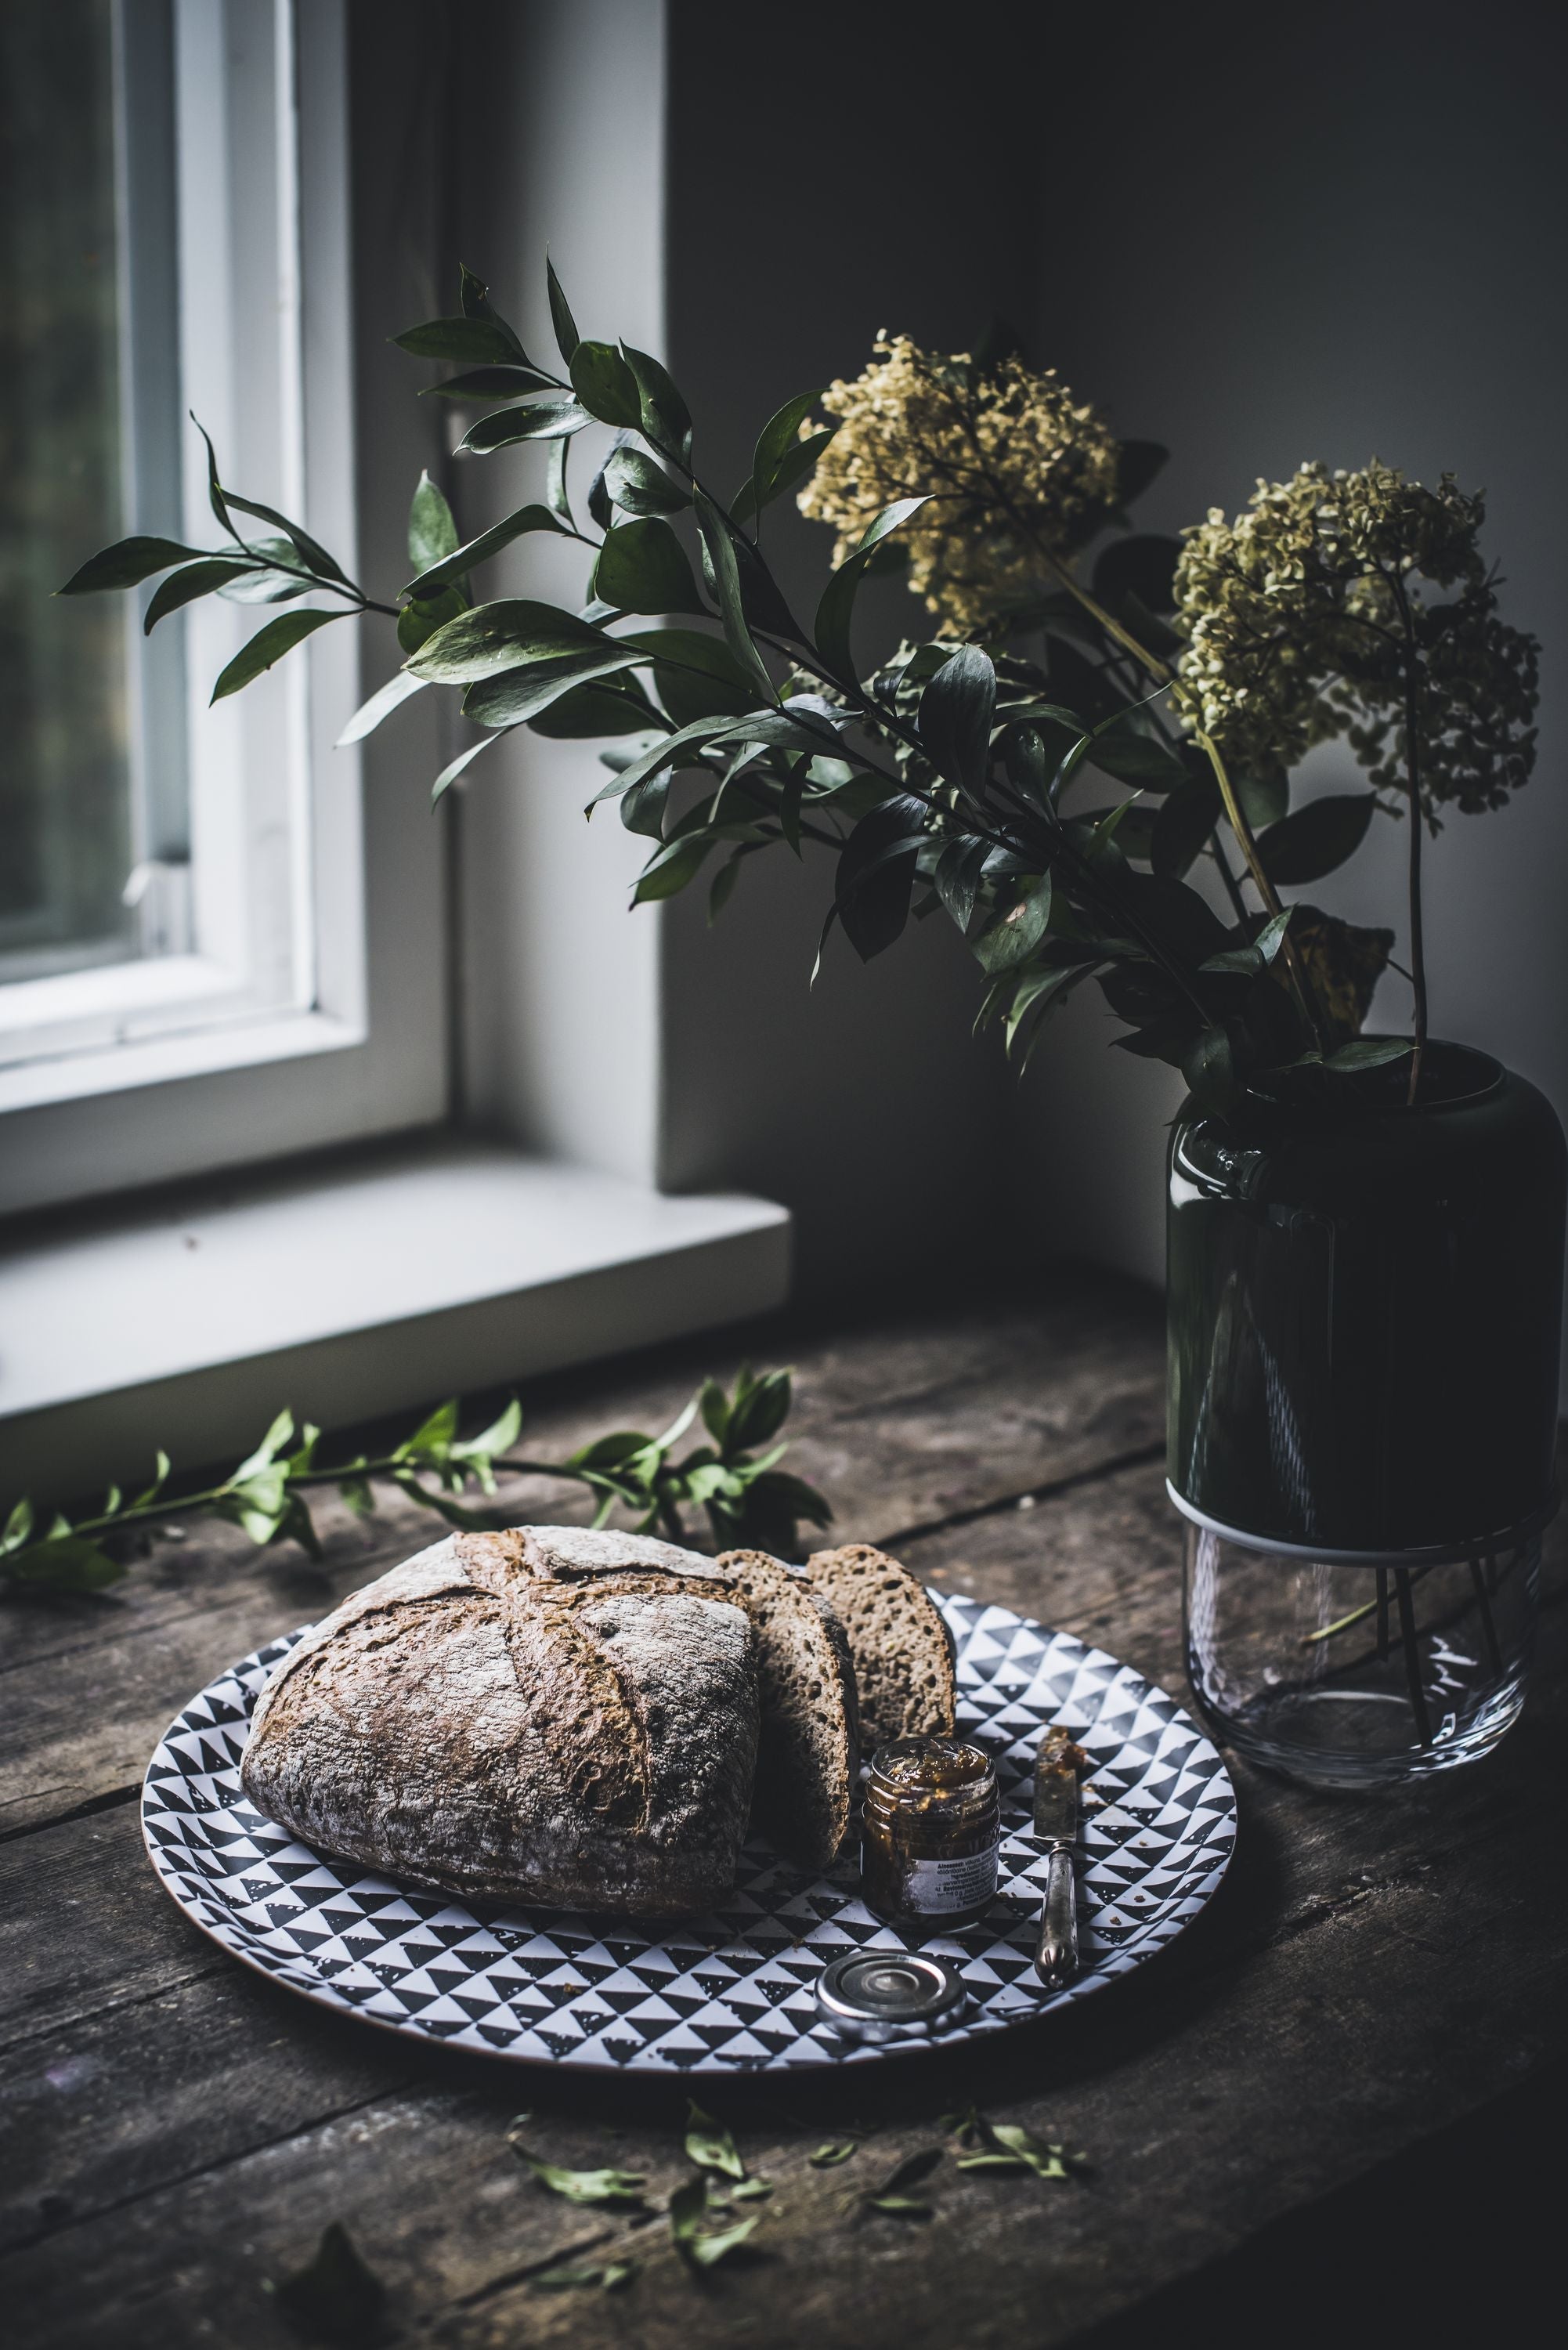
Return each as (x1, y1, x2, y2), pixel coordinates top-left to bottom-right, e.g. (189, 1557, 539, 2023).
(4, 1266, 1564, 2348)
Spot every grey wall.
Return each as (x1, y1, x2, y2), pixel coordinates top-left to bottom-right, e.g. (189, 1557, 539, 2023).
(1009, 0, 1568, 1289)
(658, 3, 1031, 1296)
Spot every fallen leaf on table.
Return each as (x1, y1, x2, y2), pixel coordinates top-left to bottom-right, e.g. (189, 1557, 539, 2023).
(669, 2175, 761, 2267)
(685, 2097, 747, 2180)
(729, 2177, 774, 2200)
(512, 2147, 648, 2207)
(947, 2109, 1087, 2179)
(808, 2141, 858, 2167)
(266, 2220, 385, 2346)
(862, 2147, 943, 2217)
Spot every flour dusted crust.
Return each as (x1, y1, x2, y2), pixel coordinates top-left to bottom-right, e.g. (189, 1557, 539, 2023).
(240, 1529, 759, 1917)
(804, 1542, 957, 1752)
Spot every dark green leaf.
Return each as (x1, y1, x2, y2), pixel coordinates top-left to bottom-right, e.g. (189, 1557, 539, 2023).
(1088, 719, 1187, 789)
(734, 425, 837, 525)
(1006, 962, 1084, 1061)
(835, 794, 927, 960)
(397, 586, 467, 655)
(268, 2222, 385, 2349)
(1325, 1037, 1414, 1072)
(692, 492, 775, 705)
(934, 836, 991, 931)
(813, 496, 928, 681)
(215, 481, 350, 588)
(546, 437, 573, 527)
(211, 609, 341, 703)
(631, 833, 717, 904)
(430, 730, 515, 805)
(546, 257, 580, 365)
(59, 535, 206, 594)
(724, 1367, 792, 1451)
(1182, 1025, 1235, 1115)
(459, 398, 594, 454)
(1114, 439, 1169, 505)
(734, 389, 835, 523)
(593, 518, 706, 616)
(463, 648, 643, 727)
(528, 682, 656, 738)
(1257, 793, 1377, 885)
(143, 558, 257, 632)
(974, 874, 1051, 974)
(919, 644, 996, 794)
(336, 670, 428, 747)
(407, 598, 616, 683)
(1234, 766, 1290, 831)
(587, 715, 733, 807)
(685, 2100, 746, 2181)
(603, 446, 689, 515)
(404, 504, 569, 600)
(1151, 775, 1221, 878)
(1092, 533, 1180, 615)
(396, 315, 525, 366)
(407, 472, 460, 573)
(629, 627, 762, 726)
(621, 343, 692, 463)
(569, 339, 643, 428)
(419, 363, 554, 400)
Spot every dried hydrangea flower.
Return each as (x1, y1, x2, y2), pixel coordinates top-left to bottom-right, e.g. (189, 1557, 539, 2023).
(1170, 461, 1538, 823)
(797, 336, 1121, 637)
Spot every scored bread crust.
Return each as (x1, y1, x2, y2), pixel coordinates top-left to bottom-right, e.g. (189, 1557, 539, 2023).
(715, 1549, 858, 1868)
(804, 1542, 956, 1754)
(240, 1529, 759, 1917)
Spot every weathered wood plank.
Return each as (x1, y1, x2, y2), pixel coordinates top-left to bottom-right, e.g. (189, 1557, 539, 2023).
(0, 1271, 1162, 1836)
(3, 1441, 1563, 2346)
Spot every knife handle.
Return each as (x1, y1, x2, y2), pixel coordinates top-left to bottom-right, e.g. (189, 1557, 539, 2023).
(1035, 1847, 1078, 1988)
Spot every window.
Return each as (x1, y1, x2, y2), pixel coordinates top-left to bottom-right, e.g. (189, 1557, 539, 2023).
(0, 0, 449, 1213)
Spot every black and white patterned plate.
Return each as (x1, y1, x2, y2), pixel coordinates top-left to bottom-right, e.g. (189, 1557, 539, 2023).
(142, 1595, 1235, 2073)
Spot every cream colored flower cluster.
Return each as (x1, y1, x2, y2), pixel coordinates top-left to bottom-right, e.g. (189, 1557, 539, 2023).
(1171, 461, 1537, 814)
(797, 336, 1121, 637)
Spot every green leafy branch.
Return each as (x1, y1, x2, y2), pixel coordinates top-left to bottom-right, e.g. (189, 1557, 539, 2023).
(0, 1366, 831, 1595)
(58, 254, 1425, 1118)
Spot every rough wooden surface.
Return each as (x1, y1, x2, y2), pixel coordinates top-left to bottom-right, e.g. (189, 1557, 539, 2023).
(2, 1266, 1563, 2349)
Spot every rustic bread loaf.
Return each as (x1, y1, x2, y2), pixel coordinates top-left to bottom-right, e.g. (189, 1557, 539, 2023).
(804, 1542, 956, 1752)
(240, 1529, 759, 1917)
(716, 1549, 858, 1867)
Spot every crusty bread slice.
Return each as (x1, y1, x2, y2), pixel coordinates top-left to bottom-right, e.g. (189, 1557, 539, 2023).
(716, 1549, 858, 1868)
(804, 1543, 956, 1754)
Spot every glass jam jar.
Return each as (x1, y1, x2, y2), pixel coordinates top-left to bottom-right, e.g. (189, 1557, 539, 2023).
(860, 1735, 1001, 1930)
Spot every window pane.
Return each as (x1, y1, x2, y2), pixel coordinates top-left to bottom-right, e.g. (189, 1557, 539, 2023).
(0, 0, 134, 981)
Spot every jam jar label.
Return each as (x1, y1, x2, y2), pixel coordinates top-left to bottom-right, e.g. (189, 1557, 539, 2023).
(898, 1847, 999, 1915)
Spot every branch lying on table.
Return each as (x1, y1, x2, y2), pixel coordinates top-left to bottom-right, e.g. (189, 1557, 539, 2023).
(0, 1366, 832, 1594)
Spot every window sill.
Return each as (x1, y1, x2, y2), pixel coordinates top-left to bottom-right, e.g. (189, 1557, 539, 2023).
(0, 1138, 791, 1502)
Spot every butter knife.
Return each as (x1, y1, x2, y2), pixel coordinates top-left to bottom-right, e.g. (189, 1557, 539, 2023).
(1032, 1738, 1079, 1988)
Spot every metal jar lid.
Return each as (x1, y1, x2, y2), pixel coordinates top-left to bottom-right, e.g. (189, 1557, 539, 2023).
(814, 1951, 967, 2041)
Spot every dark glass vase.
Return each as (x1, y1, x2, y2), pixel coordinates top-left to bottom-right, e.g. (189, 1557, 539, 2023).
(1168, 1043, 1565, 1786)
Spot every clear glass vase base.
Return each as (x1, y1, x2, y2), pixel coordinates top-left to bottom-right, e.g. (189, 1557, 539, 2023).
(1216, 1680, 1530, 1791)
(1181, 1518, 1539, 1790)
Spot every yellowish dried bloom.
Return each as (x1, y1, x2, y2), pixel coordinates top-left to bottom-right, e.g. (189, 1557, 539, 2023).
(1171, 461, 1538, 815)
(797, 336, 1121, 637)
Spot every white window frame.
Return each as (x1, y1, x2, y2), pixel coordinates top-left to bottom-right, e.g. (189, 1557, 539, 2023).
(0, 0, 447, 1215)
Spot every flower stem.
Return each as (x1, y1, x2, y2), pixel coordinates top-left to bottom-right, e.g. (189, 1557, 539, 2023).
(1038, 553, 1328, 1054)
(1390, 574, 1428, 1104)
